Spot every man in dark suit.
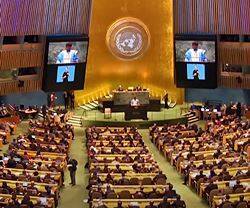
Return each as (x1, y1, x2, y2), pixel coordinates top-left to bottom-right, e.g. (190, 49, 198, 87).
(162, 184, 177, 198)
(233, 195, 248, 208)
(233, 180, 243, 191)
(163, 91, 169, 108)
(145, 201, 157, 208)
(63, 91, 69, 110)
(68, 158, 78, 186)
(69, 91, 75, 110)
(173, 195, 186, 208)
(195, 170, 206, 182)
(204, 181, 218, 197)
(158, 196, 172, 208)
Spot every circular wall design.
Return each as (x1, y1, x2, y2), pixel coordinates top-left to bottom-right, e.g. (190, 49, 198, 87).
(106, 17, 151, 60)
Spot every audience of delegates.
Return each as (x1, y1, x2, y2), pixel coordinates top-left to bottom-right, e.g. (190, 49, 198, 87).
(149, 115, 250, 208)
(16, 105, 39, 119)
(86, 126, 186, 208)
(190, 102, 248, 121)
(0, 110, 75, 208)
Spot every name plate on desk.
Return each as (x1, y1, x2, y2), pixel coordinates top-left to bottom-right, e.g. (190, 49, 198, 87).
(113, 91, 149, 105)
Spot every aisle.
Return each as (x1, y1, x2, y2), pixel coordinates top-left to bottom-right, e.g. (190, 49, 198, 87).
(139, 129, 208, 208)
(58, 127, 88, 208)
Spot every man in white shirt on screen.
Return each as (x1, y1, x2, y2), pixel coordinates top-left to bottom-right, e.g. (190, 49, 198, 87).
(130, 97, 140, 107)
(185, 42, 207, 62)
(56, 43, 79, 64)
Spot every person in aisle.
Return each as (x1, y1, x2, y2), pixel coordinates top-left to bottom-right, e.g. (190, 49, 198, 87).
(63, 91, 70, 110)
(68, 158, 78, 186)
(70, 91, 75, 110)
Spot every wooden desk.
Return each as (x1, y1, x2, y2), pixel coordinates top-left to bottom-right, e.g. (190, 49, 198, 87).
(93, 173, 159, 181)
(91, 198, 176, 208)
(16, 150, 67, 161)
(13, 142, 69, 154)
(89, 162, 159, 172)
(88, 140, 142, 147)
(90, 185, 169, 195)
(153, 136, 196, 150)
(18, 136, 72, 146)
(188, 166, 249, 187)
(92, 154, 150, 161)
(213, 192, 250, 208)
(29, 158, 67, 169)
(199, 178, 250, 197)
(0, 179, 59, 200)
(171, 150, 226, 166)
(93, 146, 146, 153)
(178, 157, 240, 174)
(2, 167, 62, 184)
(0, 193, 55, 208)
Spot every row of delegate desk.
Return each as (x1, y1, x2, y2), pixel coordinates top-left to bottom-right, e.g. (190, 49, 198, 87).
(149, 123, 250, 208)
(86, 126, 186, 208)
(0, 119, 74, 207)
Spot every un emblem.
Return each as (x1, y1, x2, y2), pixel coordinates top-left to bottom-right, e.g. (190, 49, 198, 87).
(106, 17, 150, 60)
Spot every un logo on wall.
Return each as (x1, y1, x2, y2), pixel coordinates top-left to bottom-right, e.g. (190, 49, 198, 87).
(106, 17, 151, 61)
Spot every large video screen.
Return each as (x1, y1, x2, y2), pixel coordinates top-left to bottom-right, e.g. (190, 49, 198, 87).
(174, 35, 218, 89)
(42, 35, 89, 92)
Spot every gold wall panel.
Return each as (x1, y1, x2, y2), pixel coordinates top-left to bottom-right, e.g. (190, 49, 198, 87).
(76, 0, 184, 104)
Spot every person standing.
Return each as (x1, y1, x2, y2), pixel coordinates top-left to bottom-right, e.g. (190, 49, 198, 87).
(41, 105, 47, 120)
(236, 102, 242, 119)
(163, 91, 169, 109)
(50, 92, 57, 108)
(70, 91, 75, 110)
(63, 91, 69, 110)
(47, 93, 51, 107)
(68, 158, 78, 186)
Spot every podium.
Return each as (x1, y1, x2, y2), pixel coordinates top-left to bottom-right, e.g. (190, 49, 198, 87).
(124, 105, 148, 120)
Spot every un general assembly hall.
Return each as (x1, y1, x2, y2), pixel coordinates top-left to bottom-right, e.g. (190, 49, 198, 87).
(0, 0, 249, 208)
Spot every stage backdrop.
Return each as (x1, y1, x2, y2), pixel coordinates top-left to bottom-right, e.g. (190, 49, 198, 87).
(75, 0, 184, 104)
